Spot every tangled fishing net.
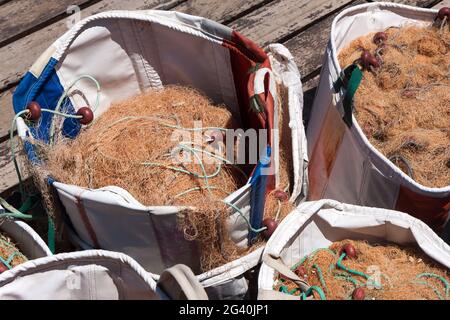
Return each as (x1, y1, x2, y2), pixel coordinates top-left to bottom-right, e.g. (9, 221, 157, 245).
(30, 85, 294, 271)
(0, 231, 27, 272)
(338, 23, 450, 188)
(274, 240, 450, 300)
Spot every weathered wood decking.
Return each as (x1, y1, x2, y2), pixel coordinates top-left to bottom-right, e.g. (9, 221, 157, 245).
(0, 0, 448, 197)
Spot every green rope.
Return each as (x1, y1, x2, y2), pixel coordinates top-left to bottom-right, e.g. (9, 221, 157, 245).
(279, 285, 301, 295)
(336, 253, 369, 279)
(49, 74, 101, 145)
(0, 197, 33, 220)
(0, 256, 12, 270)
(5, 251, 18, 264)
(222, 200, 267, 233)
(47, 216, 56, 254)
(413, 273, 449, 299)
(334, 273, 361, 287)
(174, 186, 222, 199)
(413, 280, 445, 300)
(281, 247, 448, 301)
(92, 113, 262, 235)
(300, 286, 326, 300)
(0, 234, 27, 270)
(312, 264, 328, 293)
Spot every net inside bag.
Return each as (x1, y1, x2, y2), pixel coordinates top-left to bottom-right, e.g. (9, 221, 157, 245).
(10, 10, 306, 299)
(0, 218, 52, 273)
(258, 199, 450, 300)
(306, 2, 450, 233)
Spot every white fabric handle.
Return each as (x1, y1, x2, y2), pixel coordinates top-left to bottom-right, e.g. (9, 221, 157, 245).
(254, 68, 277, 99)
(158, 264, 209, 300)
(262, 254, 310, 291)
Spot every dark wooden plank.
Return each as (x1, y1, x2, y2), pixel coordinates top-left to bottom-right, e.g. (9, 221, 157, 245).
(0, 89, 14, 139)
(0, 0, 180, 137)
(0, 0, 97, 47)
(283, 0, 365, 79)
(302, 75, 320, 129)
(175, 0, 271, 24)
(229, 0, 355, 47)
(370, 0, 440, 7)
(433, 0, 450, 9)
(0, 136, 27, 194)
(0, 0, 179, 92)
(0, 0, 265, 192)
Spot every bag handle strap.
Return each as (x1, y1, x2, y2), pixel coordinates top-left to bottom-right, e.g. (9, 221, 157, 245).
(157, 264, 208, 300)
(262, 254, 311, 292)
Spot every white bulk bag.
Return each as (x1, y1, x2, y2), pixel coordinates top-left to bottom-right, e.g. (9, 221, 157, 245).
(258, 199, 450, 300)
(0, 217, 52, 261)
(0, 250, 207, 300)
(307, 2, 450, 232)
(12, 10, 306, 299)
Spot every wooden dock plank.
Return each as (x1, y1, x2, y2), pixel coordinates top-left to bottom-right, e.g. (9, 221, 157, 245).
(0, 89, 14, 140)
(0, 136, 26, 195)
(0, 0, 276, 193)
(0, 0, 180, 138)
(433, 0, 450, 9)
(175, 0, 270, 24)
(375, 0, 440, 7)
(0, 0, 344, 138)
(0, 0, 179, 92)
(229, 0, 355, 47)
(0, 0, 265, 93)
(0, 0, 96, 47)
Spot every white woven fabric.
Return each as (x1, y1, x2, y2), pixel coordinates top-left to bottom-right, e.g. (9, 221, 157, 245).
(0, 250, 163, 300)
(0, 220, 52, 260)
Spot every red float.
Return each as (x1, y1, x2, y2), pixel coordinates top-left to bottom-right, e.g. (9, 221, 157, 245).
(341, 243, 357, 259)
(437, 7, 450, 20)
(373, 32, 387, 45)
(0, 263, 7, 274)
(273, 190, 289, 202)
(26, 101, 42, 121)
(262, 218, 278, 240)
(76, 107, 94, 125)
(352, 287, 365, 300)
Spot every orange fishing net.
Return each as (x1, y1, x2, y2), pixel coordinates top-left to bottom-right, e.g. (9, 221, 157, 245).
(0, 232, 27, 272)
(338, 24, 450, 188)
(274, 240, 449, 300)
(33, 85, 294, 271)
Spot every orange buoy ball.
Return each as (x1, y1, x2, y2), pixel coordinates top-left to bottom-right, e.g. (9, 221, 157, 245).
(76, 107, 94, 125)
(0, 263, 7, 274)
(26, 101, 42, 121)
(262, 218, 278, 240)
(296, 266, 307, 278)
(437, 7, 450, 20)
(341, 243, 357, 259)
(352, 287, 365, 300)
(273, 190, 289, 202)
(360, 50, 380, 70)
(373, 32, 387, 45)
